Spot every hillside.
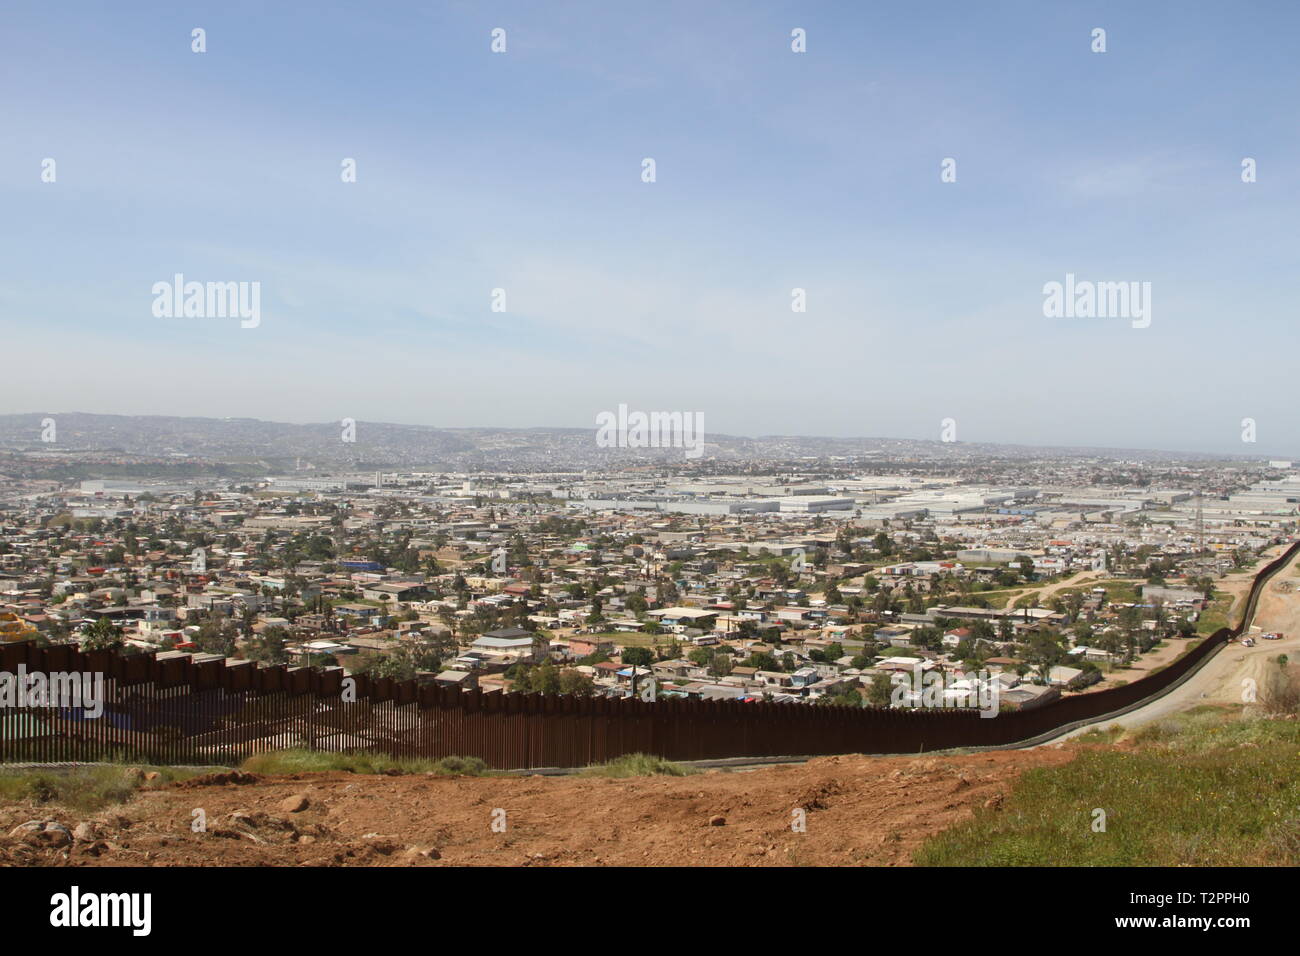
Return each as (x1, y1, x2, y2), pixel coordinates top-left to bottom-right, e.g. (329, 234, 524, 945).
(0, 412, 1251, 472)
(1, 748, 1075, 867)
(5, 703, 1298, 867)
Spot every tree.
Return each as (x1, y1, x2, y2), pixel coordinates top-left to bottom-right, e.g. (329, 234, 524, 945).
(817, 690, 862, 708)
(621, 646, 654, 668)
(194, 619, 238, 657)
(245, 625, 289, 664)
(79, 616, 123, 651)
(865, 672, 893, 707)
(516, 660, 561, 694)
(1022, 630, 1067, 684)
(365, 650, 417, 681)
(709, 652, 733, 679)
(557, 668, 595, 697)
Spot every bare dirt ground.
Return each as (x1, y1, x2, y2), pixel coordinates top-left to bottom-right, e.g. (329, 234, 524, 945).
(1218, 553, 1276, 625)
(1089, 634, 1191, 691)
(0, 747, 1079, 867)
(1024, 568, 1107, 602)
(1196, 550, 1300, 707)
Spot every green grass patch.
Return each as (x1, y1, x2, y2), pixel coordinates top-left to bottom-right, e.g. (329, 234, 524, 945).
(566, 630, 674, 647)
(578, 753, 698, 778)
(1196, 593, 1232, 635)
(0, 764, 207, 813)
(607, 632, 675, 647)
(1073, 723, 1126, 745)
(1053, 579, 1142, 605)
(239, 749, 491, 777)
(959, 589, 1022, 609)
(915, 707, 1300, 866)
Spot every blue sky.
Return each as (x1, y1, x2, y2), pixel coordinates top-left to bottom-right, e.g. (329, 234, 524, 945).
(2, 1, 1299, 455)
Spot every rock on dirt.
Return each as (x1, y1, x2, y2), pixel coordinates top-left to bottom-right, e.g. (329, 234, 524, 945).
(401, 845, 441, 860)
(72, 822, 99, 842)
(8, 821, 72, 847)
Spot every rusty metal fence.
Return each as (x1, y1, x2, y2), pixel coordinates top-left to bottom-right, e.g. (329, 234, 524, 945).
(3, 541, 1295, 769)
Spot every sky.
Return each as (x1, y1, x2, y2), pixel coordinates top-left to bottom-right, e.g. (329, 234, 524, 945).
(2, 1, 1299, 456)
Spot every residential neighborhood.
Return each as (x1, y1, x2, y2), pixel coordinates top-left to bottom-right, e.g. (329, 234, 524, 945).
(3, 457, 1293, 714)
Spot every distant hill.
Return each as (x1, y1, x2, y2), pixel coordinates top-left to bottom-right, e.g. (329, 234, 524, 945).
(0, 411, 1248, 472)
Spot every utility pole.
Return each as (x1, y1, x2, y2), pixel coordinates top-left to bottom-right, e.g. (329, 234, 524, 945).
(1196, 480, 1205, 558)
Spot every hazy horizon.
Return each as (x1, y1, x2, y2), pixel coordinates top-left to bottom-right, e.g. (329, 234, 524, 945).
(5, 1, 1299, 455)
(0, 407, 1290, 461)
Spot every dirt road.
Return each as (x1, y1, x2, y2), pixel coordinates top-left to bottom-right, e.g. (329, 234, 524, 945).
(1026, 568, 1107, 602)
